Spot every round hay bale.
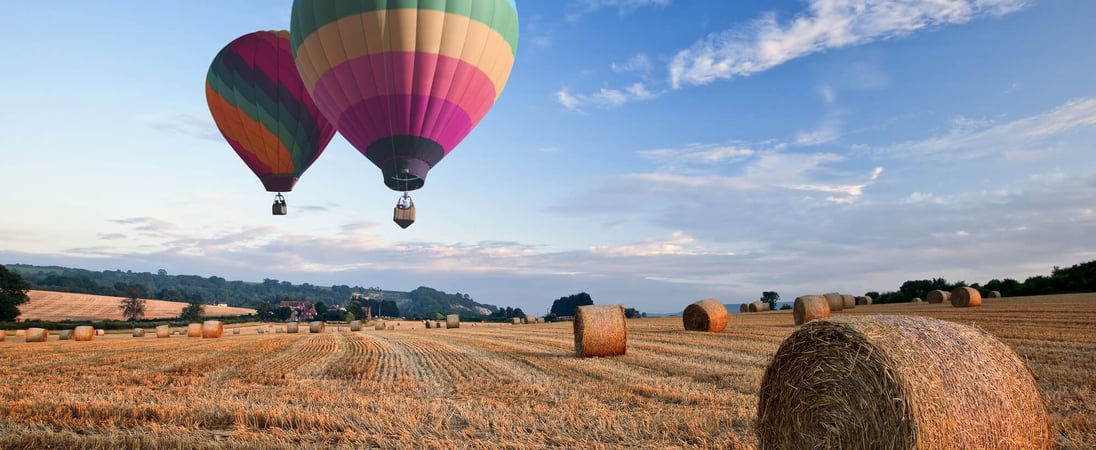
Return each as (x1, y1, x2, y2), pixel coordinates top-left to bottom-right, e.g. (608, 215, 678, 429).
(25, 328, 48, 342)
(861, 295, 873, 305)
(232, 328, 241, 335)
(926, 290, 949, 304)
(525, 314, 537, 324)
(511, 317, 521, 325)
(58, 330, 73, 340)
(435, 321, 443, 329)
(309, 321, 325, 333)
(822, 293, 844, 312)
(537, 317, 545, 324)
(682, 298, 729, 332)
(951, 287, 982, 308)
(748, 301, 771, 312)
(573, 304, 627, 358)
(757, 315, 1050, 449)
(74, 326, 95, 342)
(793, 295, 831, 326)
(275, 327, 285, 334)
(256, 327, 265, 334)
(424, 321, 432, 329)
(841, 294, 855, 309)
(202, 321, 224, 338)
(155, 325, 170, 338)
(446, 314, 460, 329)
(987, 290, 1002, 298)
(187, 323, 203, 338)
(0, 330, 5, 341)
(132, 328, 145, 338)
(387, 325, 395, 331)
(350, 320, 362, 331)
(287, 322, 299, 334)
(15, 330, 26, 337)
(95, 329, 105, 336)
(739, 304, 749, 313)
(375, 321, 386, 331)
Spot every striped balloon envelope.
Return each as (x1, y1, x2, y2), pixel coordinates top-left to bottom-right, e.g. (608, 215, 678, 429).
(206, 30, 336, 194)
(290, 0, 519, 192)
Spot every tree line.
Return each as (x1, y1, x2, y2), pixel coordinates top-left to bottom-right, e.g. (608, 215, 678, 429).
(865, 260, 1096, 303)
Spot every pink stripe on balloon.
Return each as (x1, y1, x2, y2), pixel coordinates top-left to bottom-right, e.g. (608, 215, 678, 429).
(311, 52, 497, 135)
(336, 95, 473, 155)
(230, 32, 312, 107)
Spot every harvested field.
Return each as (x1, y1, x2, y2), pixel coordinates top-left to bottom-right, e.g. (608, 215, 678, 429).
(18, 290, 255, 321)
(0, 294, 1093, 449)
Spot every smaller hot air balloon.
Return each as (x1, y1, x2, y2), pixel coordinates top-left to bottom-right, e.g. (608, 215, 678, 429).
(206, 30, 335, 215)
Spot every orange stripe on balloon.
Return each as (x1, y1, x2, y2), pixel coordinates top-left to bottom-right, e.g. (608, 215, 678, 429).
(206, 83, 295, 174)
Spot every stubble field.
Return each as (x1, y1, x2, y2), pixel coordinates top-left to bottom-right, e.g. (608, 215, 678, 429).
(0, 294, 1093, 449)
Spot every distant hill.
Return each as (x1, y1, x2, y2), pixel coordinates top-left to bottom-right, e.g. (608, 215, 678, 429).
(18, 290, 256, 322)
(396, 287, 498, 318)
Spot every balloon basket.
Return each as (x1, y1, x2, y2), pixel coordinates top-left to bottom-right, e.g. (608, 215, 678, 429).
(272, 194, 287, 216)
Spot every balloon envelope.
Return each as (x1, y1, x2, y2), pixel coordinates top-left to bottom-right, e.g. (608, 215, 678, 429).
(206, 30, 336, 192)
(290, 0, 519, 191)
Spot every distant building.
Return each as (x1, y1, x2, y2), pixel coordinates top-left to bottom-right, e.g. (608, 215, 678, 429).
(278, 300, 316, 321)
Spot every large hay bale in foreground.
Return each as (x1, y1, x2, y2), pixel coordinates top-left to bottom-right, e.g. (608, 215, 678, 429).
(25, 328, 48, 342)
(987, 290, 1002, 298)
(748, 301, 771, 312)
(682, 299, 729, 332)
(793, 295, 830, 326)
(186, 323, 203, 338)
(287, 322, 299, 334)
(446, 314, 460, 329)
(74, 326, 95, 342)
(58, 330, 72, 340)
(202, 321, 224, 338)
(926, 290, 949, 304)
(350, 320, 362, 331)
(132, 328, 145, 338)
(822, 293, 844, 312)
(757, 315, 1050, 449)
(374, 321, 386, 331)
(155, 325, 170, 338)
(573, 304, 627, 358)
(951, 287, 982, 308)
(309, 321, 325, 333)
(841, 294, 855, 309)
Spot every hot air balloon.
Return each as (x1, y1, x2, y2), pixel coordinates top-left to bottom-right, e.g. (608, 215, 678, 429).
(206, 30, 336, 215)
(290, 0, 519, 228)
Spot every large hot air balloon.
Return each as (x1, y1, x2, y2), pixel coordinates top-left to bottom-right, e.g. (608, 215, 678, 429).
(290, 0, 519, 228)
(206, 30, 336, 215)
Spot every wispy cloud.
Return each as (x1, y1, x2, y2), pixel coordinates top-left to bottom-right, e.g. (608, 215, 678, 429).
(670, 0, 1029, 88)
(137, 113, 222, 141)
(555, 83, 661, 111)
(567, 0, 672, 21)
(612, 53, 654, 75)
(876, 97, 1096, 160)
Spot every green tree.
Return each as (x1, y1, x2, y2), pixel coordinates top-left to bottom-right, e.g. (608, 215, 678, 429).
(0, 265, 32, 321)
(549, 292, 593, 317)
(179, 299, 204, 321)
(255, 301, 275, 322)
(760, 291, 780, 311)
(119, 284, 147, 321)
(275, 306, 293, 321)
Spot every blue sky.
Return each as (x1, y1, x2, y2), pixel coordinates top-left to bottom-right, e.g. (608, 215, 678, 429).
(3, 0, 1095, 314)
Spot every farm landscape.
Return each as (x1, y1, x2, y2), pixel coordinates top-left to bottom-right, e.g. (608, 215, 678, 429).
(1, 292, 1093, 449)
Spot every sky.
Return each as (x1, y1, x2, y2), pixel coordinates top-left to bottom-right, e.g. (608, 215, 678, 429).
(3, 0, 1095, 315)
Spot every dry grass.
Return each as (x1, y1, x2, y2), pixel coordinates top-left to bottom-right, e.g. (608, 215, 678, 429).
(18, 290, 255, 321)
(0, 294, 1093, 449)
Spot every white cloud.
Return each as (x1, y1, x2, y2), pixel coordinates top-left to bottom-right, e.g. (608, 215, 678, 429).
(137, 113, 222, 141)
(590, 231, 734, 257)
(569, 0, 672, 20)
(555, 89, 582, 111)
(670, 0, 1029, 88)
(639, 143, 756, 166)
(555, 83, 661, 110)
(612, 53, 654, 75)
(877, 97, 1096, 160)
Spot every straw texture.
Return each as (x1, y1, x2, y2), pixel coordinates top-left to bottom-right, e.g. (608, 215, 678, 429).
(156, 325, 170, 338)
(757, 315, 1050, 450)
(748, 301, 771, 312)
(74, 326, 95, 342)
(573, 304, 627, 358)
(202, 320, 223, 338)
(132, 328, 145, 337)
(287, 322, 299, 334)
(683, 299, 729, 332)
(350, 320, 362, 331)
(187, 323, 202, 337)
(927, 290, 950, 304)
(987, 290, 1002, 298)
(951, 287, 982, 308)
(375, 321, 386, 331)
(823, 293, 844, 312)
(446, 314, 460, 329)
(793, 295, 831, 326)
(58, 330, 72, 340)
(25, 328, 48, 342)
(309, 321, 325, 333)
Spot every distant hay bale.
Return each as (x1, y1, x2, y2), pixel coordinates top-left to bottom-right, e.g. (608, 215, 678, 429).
(573, 304, 627, 358)
(132, 328, 145, 338)
(740, 304, 749, 313)
(287, 322, 299, 334)
(0, 330, 5, 341)
(58, 330, 73, 340)
(525, 314, 537, 324)
(257, 327, 266, 334)
(276, 327, 286, 334)
(757, 315, 1050, 449)
(841, 294, 855, 309)
(424, 321, 433, 329)
(387, 325, 394, 331)
(16, 330, 26, 337)
(927, 290, 949, 304)
(202, 321, 224, 338)
(435, 321, 443, 329)
(187, 323, 203, 338)
(823, 293, 844, 312)
(793, 295, 831, 326)
(987, 290, 1002, 298)
(156, 325, 170, 338)
(511, 317, 521, 325)
(350, 320, 362, 331)
(25, 328, 48, 342)
(74, 326, 95, 342)
(748, 301, 771, 313)
(912, 297, 923, 303)
(309, 321, 325, 333)
(537, 317, 545, 323)
(860, 295, 873, 305)
(375, 321, 386, 331)
(951, 287, 983, 308)
(95, 329, 105, 336)
(683, 299, 729, 332)
(232, 328, 241, 335)
(446, 314, 460, 329)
